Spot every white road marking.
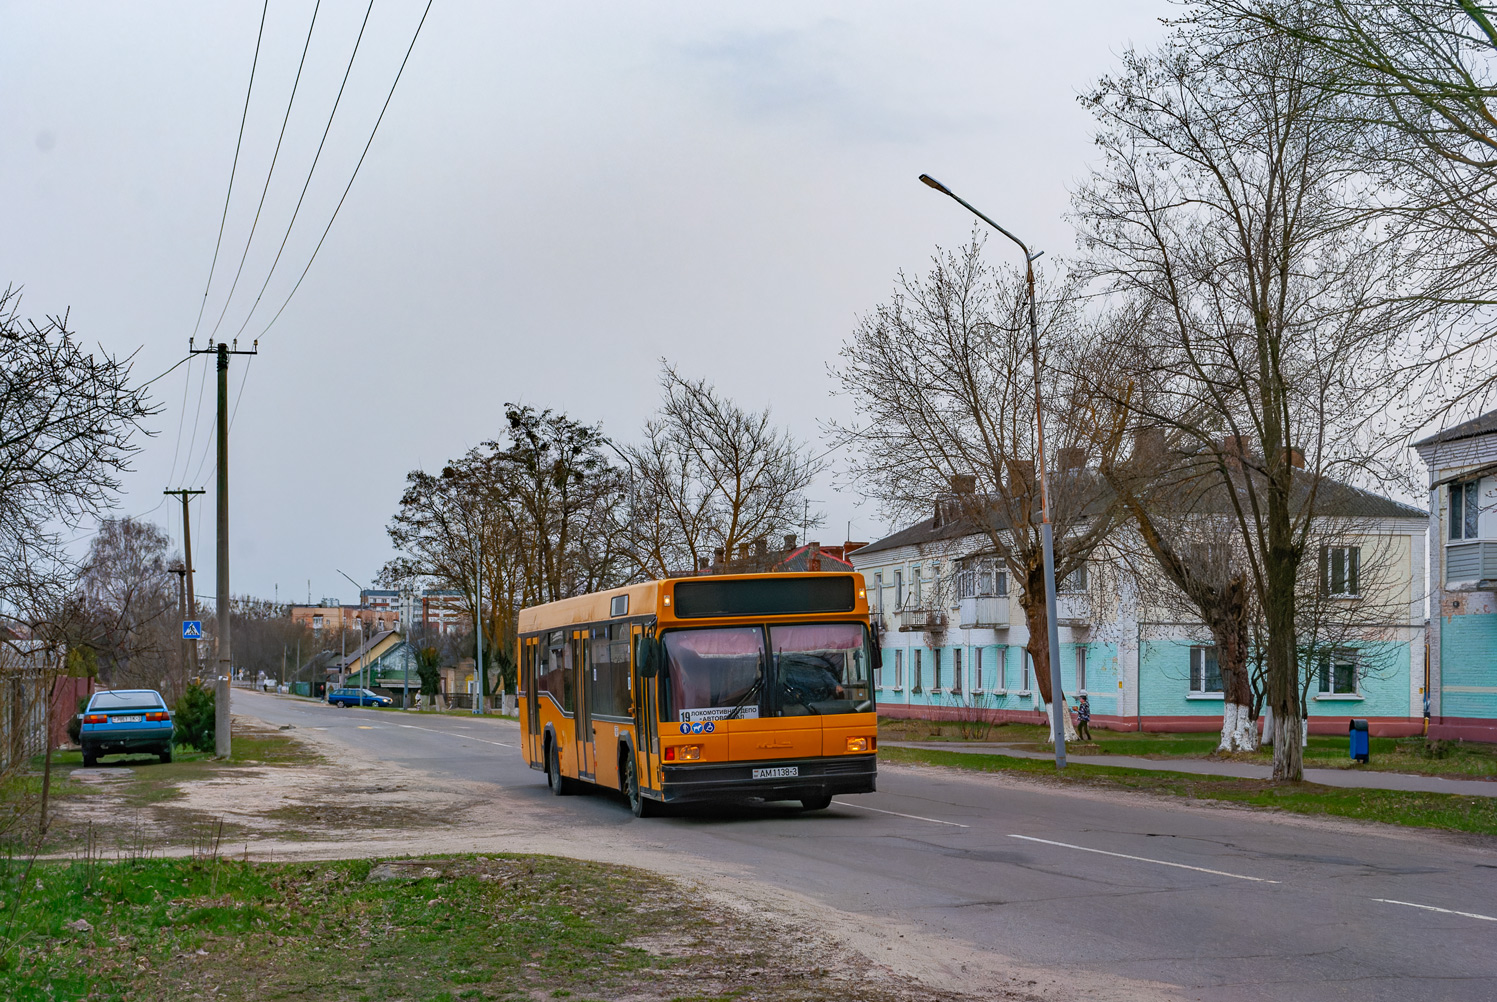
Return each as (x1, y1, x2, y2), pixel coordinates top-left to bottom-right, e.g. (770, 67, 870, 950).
(832, 801, 970, 827)
(396, 722, 514, 748)
(1007, 834, 1280, 884)
(1372, 898, 1497, 922)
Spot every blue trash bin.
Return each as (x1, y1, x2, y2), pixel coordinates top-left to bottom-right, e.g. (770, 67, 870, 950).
(1349, 718, 1370, 763)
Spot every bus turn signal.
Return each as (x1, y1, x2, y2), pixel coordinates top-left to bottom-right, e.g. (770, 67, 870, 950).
(846, 736, 871, 753)
(664, 745, 701, 762)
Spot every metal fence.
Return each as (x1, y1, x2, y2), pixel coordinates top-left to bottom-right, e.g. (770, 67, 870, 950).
(1, 667, 48, 781)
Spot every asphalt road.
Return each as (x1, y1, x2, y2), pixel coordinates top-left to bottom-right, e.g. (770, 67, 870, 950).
(234, 690, 1496, 1001)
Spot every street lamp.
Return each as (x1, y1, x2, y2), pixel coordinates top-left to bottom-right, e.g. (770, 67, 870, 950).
(918, 173, 1067, 769)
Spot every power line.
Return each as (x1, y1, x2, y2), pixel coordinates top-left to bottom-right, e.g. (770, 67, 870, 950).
(231, 0, 377, 342)
(255, 0, 435, 341)
(190, 0, 270, 343)
(207, 0, 325, 343)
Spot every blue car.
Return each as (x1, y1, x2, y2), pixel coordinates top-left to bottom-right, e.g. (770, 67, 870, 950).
(326, 687, 392, 708)
(79, 689, 174, 766)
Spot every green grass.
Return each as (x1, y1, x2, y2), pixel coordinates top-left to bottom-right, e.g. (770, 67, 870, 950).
(0, 854, 889, 1002)
(879, 745, 1497, 835)
(878, 717, 1497, 778)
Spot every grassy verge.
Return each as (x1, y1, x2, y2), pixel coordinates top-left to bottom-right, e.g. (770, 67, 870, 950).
(879, 717, 1497, 779)
(0, 854, 918, 1002)
(880, 745, 1497, 836)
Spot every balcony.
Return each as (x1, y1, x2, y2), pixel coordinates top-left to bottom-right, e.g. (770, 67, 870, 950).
(958, 595, 1009, 629)
(898, 608, 948, 633)
(1056, 593, 1090, 629)
(1447, 540, 1497, 586)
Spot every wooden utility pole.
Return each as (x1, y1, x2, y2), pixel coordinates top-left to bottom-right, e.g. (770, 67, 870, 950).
(189, 338, 256, 757)
(164, 488, 205, 684)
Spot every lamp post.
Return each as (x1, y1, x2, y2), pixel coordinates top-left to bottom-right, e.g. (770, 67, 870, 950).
(917, 173, 1067, 769)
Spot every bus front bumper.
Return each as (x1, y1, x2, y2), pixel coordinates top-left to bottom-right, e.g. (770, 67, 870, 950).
(659, 754, 875, 803)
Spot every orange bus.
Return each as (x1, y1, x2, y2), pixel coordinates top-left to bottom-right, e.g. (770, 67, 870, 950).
(517, 573, 878, 816)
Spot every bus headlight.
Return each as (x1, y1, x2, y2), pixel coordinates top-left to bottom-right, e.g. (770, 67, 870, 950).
(846, 736, 870, 753)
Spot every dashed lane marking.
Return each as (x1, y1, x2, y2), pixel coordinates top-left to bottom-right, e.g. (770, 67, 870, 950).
(1007, 834, 1280, 883)
(832, 801, 970, 827)
(396, 723, 514, 748)
(1373, 899, 1497, 922)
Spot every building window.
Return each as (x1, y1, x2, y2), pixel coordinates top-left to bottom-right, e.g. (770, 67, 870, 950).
(1075, 647, 1087, 692)
(960, 562, 1008, 598)
(875, 650, 883, 688)
(895, 570, 904, 608)
(1450, 481, 1481, 540)
(913, 567, 923, 605)
(1321, 545, 1361, 597)
(894, 649, 904, 688)
(912, 648, 923, 692)
(1190, 646, 1223, 694)
(952, 648, 963, 694)
(1022, 651, 1032, 692)
(1059, 564, 1088, 593)
(1318, 648, 1359, 695)
(933, 648, 943, 690)
(973, 647, 983, 690)
(312, 615, 324, 630)
(873, 572, 883, 612)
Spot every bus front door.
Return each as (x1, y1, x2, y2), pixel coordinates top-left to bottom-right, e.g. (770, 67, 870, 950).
(633, 624, 660, 794)
(524, 638, 540, 766)
(573, 630, 594, 780)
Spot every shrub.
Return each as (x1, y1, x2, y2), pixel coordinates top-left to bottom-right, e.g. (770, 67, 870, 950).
(173, 682, 216, 752)
(66, 695, 88, 746)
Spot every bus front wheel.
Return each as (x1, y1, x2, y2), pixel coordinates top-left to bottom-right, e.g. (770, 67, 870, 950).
(623, 751, 654, 818)
(799, 793, 833, 811)
(546, 740, 572, 796)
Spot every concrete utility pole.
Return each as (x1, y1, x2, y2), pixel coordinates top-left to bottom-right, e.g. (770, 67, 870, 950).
(189, 338, 257, 758)
(474, 537, 485, 715)
(918, 173, 1067, 769)
(169, 563, 189, 694)
(163, 488, 204, 682)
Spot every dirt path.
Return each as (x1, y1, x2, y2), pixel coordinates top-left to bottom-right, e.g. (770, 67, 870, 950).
(46, 715, 1184, 1002)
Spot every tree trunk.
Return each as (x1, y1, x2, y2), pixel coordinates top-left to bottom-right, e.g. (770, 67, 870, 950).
(1021, 566, 1077, 743)
(1264, 540, 1304, 781)
(1210, 575, 1256, 752)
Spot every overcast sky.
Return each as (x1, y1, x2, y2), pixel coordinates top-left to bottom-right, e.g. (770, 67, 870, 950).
(2, 1, 1173, 607)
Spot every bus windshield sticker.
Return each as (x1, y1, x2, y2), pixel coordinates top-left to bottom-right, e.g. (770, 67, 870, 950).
(680, 705, 758, 722)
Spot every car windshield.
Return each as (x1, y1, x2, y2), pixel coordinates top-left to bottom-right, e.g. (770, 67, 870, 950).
(661, 627, 765, 722)
(769, 624, 875, 716)
(90, 691, 164, 711)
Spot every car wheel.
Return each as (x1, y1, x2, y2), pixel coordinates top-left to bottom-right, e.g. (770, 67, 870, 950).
(546, 740, 571, 796)
(336, 701, 348, 708)
(799, 793, 834, 811)
(159, 747, 173, 764)
(82, 750, 97, 768)
(623, 751, 654, 818)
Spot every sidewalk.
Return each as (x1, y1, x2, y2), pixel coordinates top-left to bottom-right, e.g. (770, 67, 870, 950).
(883, 741, 1497, 797)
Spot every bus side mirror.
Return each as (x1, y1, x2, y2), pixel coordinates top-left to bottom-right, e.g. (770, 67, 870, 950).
(635, 635, 662, 678)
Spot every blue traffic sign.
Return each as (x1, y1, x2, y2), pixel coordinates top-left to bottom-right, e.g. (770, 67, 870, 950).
(183, 620, 203, 640)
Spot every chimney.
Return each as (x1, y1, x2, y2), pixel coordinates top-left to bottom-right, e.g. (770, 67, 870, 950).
(783, 533, 797, 551)
(1007, 459, 1035, 493)
(949, 473, 977, 494)
(1057, 447, 1085, 472)
(809, 542, 822, 572)
(737, 542, 751, 563)
(697, 555, 710, 573)
(713, 546, 725, 571)
(1282, 446, 1305, 469)
(754, 536, 768, 557)
(1132, 427, 1165, 466)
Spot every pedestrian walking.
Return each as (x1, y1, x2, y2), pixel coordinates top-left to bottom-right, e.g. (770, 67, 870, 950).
(1075, 693, 1092, 741)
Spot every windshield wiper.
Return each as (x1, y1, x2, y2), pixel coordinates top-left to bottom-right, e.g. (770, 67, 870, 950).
(725, 653, 764, 720)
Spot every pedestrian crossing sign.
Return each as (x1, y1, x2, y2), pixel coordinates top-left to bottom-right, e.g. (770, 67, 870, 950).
(183, 620, 203, 640)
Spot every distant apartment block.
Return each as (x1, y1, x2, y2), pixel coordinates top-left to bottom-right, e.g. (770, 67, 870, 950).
(361, 588, 469, 635)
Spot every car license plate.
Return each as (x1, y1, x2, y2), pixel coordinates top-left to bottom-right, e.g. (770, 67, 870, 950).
(113, 715, 143, 723)
(752, 766, 798, 780)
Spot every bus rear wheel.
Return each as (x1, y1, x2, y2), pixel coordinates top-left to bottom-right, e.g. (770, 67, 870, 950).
(546, 740, 571, 796)
(623, 751, 653, 818)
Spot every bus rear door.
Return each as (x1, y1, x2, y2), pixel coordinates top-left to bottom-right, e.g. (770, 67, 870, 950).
(573, 629, 595, 780)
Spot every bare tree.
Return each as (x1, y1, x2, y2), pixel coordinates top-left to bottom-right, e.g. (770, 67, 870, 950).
(834, 240, 1127, 739)
(619, 363, 825, 578)
(76, 518, 179, 694)
(1075, 21, 1417, 778)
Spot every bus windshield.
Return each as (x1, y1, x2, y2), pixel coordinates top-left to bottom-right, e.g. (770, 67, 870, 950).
(770, 623, 874, 716)
(662, 627, 764, 723)
(661, 622, 875, 722)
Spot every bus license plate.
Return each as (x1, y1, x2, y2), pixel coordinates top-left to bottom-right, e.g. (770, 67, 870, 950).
(752, 766, 798, 780)
(113, 715, 143, 723)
